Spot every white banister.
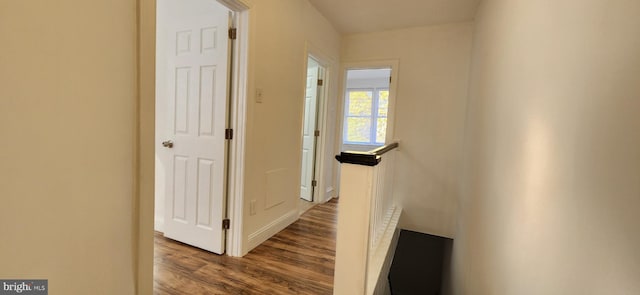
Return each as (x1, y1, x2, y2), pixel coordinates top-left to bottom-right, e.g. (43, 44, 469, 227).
(333, 143, 402, 295)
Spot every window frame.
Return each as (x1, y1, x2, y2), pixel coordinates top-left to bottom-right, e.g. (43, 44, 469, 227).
(343, 87, 390, 146)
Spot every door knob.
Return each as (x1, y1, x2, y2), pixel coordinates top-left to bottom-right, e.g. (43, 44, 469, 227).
(162, 140, 174, 148)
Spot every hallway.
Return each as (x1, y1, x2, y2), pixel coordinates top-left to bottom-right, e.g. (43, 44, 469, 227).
(154, 199, 338, 294)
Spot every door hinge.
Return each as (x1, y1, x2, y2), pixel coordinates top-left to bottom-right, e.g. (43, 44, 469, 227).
(314, 130, 320, 137)
(228, 28, 237, 40)
(222, 219, 230, 230)
(389, 76, 392, 83)
(225, 128, 233, 140)
(311, 180, 317, 187)
(317, 79, 323, 86)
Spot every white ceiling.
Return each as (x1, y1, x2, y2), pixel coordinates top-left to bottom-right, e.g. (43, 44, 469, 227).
(307, 0, 481, 34)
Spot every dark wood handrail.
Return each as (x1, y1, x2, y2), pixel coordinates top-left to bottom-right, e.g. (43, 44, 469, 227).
(335, 141, 399, 166)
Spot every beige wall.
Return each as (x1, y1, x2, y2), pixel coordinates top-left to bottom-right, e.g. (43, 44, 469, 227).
(138, 0, 156, 293)
(453, 0, 640, 293)
(0, 1, 138, 294)
(242, 0, 341, 253)
(341, 23, 474, 237)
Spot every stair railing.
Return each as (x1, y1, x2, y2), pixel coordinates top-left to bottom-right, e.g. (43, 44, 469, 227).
(334, 141, 402, 295)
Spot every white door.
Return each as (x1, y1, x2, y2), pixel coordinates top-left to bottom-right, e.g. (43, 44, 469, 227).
(161, 0, 230, 254)
(300, 58, 322, 201)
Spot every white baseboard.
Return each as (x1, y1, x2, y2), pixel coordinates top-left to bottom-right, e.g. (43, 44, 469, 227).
(154, 217, 165, 233)
(246, 209, 299, 253)
(320, 186, 335, 203)
(326, 186, 334, 195)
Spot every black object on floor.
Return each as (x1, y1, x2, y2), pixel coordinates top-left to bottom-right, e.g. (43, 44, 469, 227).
(388, 230, 453, 295)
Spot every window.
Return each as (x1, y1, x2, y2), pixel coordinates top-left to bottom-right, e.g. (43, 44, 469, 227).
(343, 88, 389, 145)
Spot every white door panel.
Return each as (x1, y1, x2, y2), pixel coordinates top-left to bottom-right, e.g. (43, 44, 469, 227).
(161, 0, 229, 254)
(300, 58, 321, 201)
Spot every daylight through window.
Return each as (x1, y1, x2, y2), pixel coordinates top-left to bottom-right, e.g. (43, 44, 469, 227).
(344, 88, 389, 145)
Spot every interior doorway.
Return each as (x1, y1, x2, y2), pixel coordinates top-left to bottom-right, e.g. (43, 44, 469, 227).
(155, 0, 232, 254)
(154, 0, 250, 258)
(299, 57, 326, 203)
(341, 67, 393, 152)
(334, 62, 398, 195)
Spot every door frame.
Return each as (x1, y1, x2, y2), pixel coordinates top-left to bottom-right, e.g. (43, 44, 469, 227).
(335, 60, 399, 194)
(223, 0, 251, 257)
(301, 42, 336, 205)
(159, 0, 250, 258)
(299, 56, 321, 202)
(157, 0, 232, 254)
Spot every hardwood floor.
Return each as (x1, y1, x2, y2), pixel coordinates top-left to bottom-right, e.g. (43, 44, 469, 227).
(154, 198, 338, 295)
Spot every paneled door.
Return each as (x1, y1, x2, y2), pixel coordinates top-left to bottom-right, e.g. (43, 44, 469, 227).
(300, 58, 323, 201)
(161, 0, 230, 254)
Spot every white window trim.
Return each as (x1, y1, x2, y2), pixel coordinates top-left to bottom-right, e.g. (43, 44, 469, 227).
(343, 87, 389, 146)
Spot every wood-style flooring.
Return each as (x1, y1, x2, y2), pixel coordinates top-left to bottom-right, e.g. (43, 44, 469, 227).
(154, 198, 338, 295)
